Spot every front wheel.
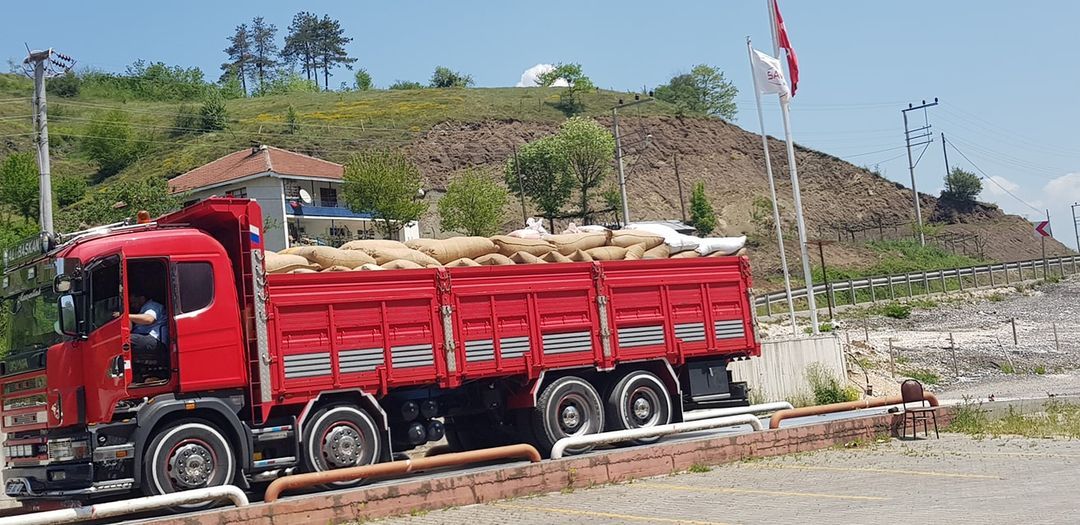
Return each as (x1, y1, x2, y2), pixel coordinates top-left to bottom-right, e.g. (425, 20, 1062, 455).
(301, 405, 382, 488)
(142, 420, 237, 510)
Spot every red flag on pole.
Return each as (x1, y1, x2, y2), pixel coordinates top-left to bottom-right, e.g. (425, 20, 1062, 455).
(772, 0, 799, 96)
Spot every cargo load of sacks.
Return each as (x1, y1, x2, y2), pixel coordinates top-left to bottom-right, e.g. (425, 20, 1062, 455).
(264, 223, 747, 274)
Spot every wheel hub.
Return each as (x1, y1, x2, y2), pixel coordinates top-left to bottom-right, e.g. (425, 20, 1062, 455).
(322, 425, 362, 468)
(632, 397, 653, 420)
(561, 405, 581, 430)
(169, 443, 215, 489)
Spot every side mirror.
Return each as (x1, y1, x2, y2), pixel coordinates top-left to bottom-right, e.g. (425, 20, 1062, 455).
(55, 275, 73, 293)
(57, 294, 82, 338)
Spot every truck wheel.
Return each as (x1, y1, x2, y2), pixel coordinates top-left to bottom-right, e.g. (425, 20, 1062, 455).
(531, 376, 604, 457)
(143, 420, 236, 509)
(606, 370, 672, 445)
(301, 405, 381, 487)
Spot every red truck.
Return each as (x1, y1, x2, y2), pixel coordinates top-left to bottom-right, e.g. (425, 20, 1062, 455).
(0, 198, 759, 503)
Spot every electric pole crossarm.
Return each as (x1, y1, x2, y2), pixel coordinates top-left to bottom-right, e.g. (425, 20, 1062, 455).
(23, 47, 75, 236)
(901, 98, 938, 247)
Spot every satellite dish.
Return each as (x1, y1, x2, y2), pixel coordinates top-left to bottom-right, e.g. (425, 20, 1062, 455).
(298, 189, 313, 204)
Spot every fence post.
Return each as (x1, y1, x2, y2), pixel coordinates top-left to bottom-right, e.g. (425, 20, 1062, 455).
(989, 264, 995, 287)
(1004, 263, 1010, 285)
(848, 279, 856, 306)
(957, 267, 964, 292)
(1053, 322, 1060, 353)
(922, 271, 930, 295)
(828, 283, 836, 317)
(869, 278, 877, 303)
(765, 294, 772, 317)
(939, 269, 947, 293)
(1018, 260, 1024, 282)
(888, 275, 895, 300)
(1072, 255, 1077, 275)
(1011, 317, 1018, 346)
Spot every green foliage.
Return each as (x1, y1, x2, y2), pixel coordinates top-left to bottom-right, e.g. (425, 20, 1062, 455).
(429, 66, 473, 88)
(438, 168, 508, 236)
(78, 175, 179, 226)
(389, 80, 424, 90)
(252, 70, 319, 97)
(53, 174, 88, 207)
(505, 136, 574, 225)
(903, 368, 940, 385)
(199, 89, 228, 132)
(79, 60, 208, 101)
(689, 181, 717, 235)
(1034, 364, 1047, 375)
(749, 195, 778, 239)
(999, 362, 1016, 374)
(805, 363, 861, 405)
(941, 167, 982, 202)
(950, 400, 1080, 439)
(342, 151, 428, 238)
(80, 110, 142, 180)
(687, 463, 712, 473)
(285, 105, 299, 134)
(538, 63, 594, 115)
(653, 65, 738, 121)
(281, 13, 356, 90)
(222, 23, 254, 95)
(0, 152, 39, 222)
(986, 292, 1005, 302)
(171, 104, 201, 136)
(882, 302, 911, 319)
(555, 117, 615, 224)
(46, 71, 81, 98)
(354, 69, 373, 91)
(250, 16, 279, 91)
(864, 240, 983, 276)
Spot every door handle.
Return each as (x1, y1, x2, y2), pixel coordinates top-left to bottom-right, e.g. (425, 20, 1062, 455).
(108, 355, 124, 379)
(121, 343, 131, 352)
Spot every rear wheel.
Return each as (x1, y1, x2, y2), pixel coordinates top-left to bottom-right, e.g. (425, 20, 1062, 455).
(530, 376, 604, 457)
(606, 370, 672, 445)
(301, 405, 382, 488)
(142, 420, 236, 510)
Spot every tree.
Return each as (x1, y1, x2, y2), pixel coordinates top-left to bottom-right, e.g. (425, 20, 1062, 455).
(285, 105, 299, 134)
(0, 152, 38, 222)
(389, 80, 423, 90)
(54, 174, 88, 207)
(537, 63, 594, 115)
(654, 64, 738, 120)
(250, 17, 279, 91)
(199, 89, 228, 131)
(505, 136, 574, 229)
(281, 12, 319, 86)
(438, 168, 508, 236)
(222, 23, 253, 95)
(689, 181, 717, 235)
(253, 70, 319, 96)
(47, 71, 80, 98)
(342, 151, 428, 238)
(81, 110, 141, 180)
(313, 15, 356, 90)
(354, 68, 373, 91)
(554, 117, 615, 224)
(941, 167, 982, 202)
(430, 66, 473, 88)
(77, 176, 180, 227)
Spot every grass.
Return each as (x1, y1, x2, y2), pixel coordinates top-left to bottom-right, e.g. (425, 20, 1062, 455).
(1034, 364, 1047, 375)
(882, 302, 911, 319)
(999, 363, 1016, 374)
(948, 399, 1080, 439)
(902, 368, 940, 385)
(687, 463, 712, 473)
(986, 292, 1005, 302)
(805, 363, 862, 405)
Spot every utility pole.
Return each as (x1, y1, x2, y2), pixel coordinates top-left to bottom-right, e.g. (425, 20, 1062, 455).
(673, 153, 687, 222)
(23, 48, 74, 236)
(901, 98, 938, 246)
(611, 96, 653, 225)
(941, 132, 951, 193)
(512, 144, 527, 224)
(1071, 203, 1080, 253)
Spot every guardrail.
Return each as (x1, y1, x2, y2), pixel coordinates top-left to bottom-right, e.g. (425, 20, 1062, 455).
(755, 254, 1080, 317)
(0, 485, 248, 525)
(550, 414, 763, 460)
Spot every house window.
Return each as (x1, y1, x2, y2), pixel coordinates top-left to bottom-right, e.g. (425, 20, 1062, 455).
(320, 187, 338, 207)
(284, 182, 303, 200)
(328, 225, 350, 238)
(225, 187, 247, 199)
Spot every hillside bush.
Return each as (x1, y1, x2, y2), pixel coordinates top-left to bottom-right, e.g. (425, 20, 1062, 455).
(81, 110, 142, 180)
(438, 168, 508, 236)
(199, 89, 228, 132)
(882, 302, 911, 319)
(805, 363, 861, 405)
(78, 61, 209, 101)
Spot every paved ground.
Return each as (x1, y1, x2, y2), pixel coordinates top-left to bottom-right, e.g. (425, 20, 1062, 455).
(374, 433, 1080, 525)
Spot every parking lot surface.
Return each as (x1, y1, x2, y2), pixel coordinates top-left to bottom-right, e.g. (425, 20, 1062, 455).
(376, 434, 1080, 524)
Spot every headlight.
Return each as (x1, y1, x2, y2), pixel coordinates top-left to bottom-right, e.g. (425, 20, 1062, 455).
(47, 439, 89, 462)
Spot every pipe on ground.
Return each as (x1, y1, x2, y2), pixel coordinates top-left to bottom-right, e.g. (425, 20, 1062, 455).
(264, 443, 541, 502)
(0, 485, 248, 525)
(550, 414, 763, 460)
(768, 392, 939, 429)
(683, 402, 794, 422)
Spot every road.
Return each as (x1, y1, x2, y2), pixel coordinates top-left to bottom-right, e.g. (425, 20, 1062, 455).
(377, 433, 1080, 524)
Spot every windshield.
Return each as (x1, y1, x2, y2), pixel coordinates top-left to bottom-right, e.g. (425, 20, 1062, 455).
(1, 286, 62, 356)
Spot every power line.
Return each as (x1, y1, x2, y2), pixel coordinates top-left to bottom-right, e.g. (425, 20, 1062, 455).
(840, 145, 908, 158)
(944, 136, 1042, 214)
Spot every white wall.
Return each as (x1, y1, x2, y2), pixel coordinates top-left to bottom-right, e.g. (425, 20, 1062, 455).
(730, 335, 847, 402)
(187, 175, 288, 251)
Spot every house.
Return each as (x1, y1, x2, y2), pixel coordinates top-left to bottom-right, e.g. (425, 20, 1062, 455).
(168, 145, 419, 251)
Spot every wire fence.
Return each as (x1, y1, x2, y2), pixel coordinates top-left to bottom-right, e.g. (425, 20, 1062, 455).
(755, 254, 1080, 318)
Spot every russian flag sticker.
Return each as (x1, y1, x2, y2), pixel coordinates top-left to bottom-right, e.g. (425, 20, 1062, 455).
(249, 224, 261, 245)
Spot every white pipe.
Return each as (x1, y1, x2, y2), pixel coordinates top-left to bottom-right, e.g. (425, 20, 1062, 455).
(550, 414, 763, 460)
(0, 485, 249, 525)
(682, 402, 794, 422)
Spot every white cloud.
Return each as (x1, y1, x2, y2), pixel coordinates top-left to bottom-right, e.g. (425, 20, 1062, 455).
(980, 175, 1020, 199)
(1044, 172, 1080, 203)
(516, 63, 569, 87)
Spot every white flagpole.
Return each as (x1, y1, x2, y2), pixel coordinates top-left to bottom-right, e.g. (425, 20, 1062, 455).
(747, 38, 797, 335)
(768, 0, 780, 57)
(778, 91, 819, 334)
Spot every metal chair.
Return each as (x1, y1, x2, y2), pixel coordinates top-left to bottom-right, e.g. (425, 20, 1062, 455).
(900, 379, 939, 439)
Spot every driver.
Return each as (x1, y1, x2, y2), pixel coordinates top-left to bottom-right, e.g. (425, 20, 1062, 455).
(128, 291, 168, 360)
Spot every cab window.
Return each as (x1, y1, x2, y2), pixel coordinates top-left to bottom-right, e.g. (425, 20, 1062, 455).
(88, 256, 121, 330)
(175, 262, 214, 313)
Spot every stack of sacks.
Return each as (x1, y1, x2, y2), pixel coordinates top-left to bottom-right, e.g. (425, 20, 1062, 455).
(406, 237, 497, 264)
(624, 223, 746, 256)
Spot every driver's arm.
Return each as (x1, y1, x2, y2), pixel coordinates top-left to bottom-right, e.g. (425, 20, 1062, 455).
(130, 311, 157, 326)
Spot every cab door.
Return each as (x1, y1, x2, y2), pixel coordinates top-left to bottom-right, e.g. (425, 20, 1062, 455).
(171, 256, 247, 392)
(80, 254, 131, 422)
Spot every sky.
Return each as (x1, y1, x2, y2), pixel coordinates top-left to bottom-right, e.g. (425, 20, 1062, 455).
(3, 1, 1078, 248)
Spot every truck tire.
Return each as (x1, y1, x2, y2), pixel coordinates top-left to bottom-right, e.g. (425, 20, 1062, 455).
(606, 370, 672, 444)
(142, 420, 237, 509)
(530, 376, 604, 457)
(301, 405, 381, 487)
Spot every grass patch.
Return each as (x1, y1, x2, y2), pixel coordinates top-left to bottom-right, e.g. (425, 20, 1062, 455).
(687, 463, 712, 473)
(1034, 364, 1047, 375)
(948, 399, 1080, 439)
(999, 363, 1016, 374)
(882, 302, 912, 319)
(805, 363, 862, 405)
(894, 355, 911, 366)
(986, 292, 1005, 302)
(902, 368, 940, 385)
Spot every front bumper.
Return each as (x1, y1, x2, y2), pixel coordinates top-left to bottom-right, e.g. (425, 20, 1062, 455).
(4, 461, 132, 499)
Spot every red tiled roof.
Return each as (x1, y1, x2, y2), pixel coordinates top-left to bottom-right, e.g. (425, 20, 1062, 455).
(168, 145, 344, 193)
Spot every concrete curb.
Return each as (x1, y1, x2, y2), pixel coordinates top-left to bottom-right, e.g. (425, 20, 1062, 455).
(131, 408, 955, 525)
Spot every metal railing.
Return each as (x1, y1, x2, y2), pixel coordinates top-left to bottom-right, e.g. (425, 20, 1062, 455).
(549, 414, 763, 460)
(755, 254, 1080, 317)
(0, 485, 249, 525)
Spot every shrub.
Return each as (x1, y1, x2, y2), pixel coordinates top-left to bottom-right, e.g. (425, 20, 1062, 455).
(882, 302, 911, 319)
(805, 363, 861, 405)
(354, 68, 373, 91)
(285, 105, 299, 134)
(1034, 364, 1047, 375)
(903, 368, 940, 385)
(438, 168, 508, 236)
(171, 104, 201, 136)
(46, 71, 81, 97)
(199, 89, 228, 132)
(429, 66, 473, 88)
(389, 80, 424, 90)
(81, 110, 142, 180)
(53, 174, 88, 207)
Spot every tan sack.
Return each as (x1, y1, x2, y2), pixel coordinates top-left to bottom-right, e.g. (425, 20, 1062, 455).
(446, 257, 482, 267)
(340, 239, 408, 251)
(287, 246, 376, 268)
(708, 247, 749, 258)
(474, 253, 515, 266)
(350, 247, 442, 267)
(585, 246, 628, 261)
(490, 235, 555, 257)
(544, 231, 612, 255)
(671, 250, 701, 258)
(642, 245, 670, 259)
(624, 244, 646, 260)
(320, 265, 353, 272)
(567, 249, 594, 262)
(355, 263, 385, 271)
(510, 251, 546, 264)
(287, 267, 319, 274)
(266, 252, 318, 274)
(406, 237, 497, 264)
(541, 251, 572, 263)
(380, 259, 425, 270)
(611, 230, 665, 250)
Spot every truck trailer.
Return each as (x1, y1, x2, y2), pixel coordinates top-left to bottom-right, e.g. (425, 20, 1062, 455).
(0, 198, 760, 502)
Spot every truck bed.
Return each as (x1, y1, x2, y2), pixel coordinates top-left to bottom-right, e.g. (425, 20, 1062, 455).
(265, 257, 758, 400)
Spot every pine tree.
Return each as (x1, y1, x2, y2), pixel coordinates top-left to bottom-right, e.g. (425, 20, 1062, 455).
(689, 181, 717, 235)
(221, 23, 253, 95)
(314, 15, 356, 90)
(250, 17, 279, 91)
(282, 12, 319, 86)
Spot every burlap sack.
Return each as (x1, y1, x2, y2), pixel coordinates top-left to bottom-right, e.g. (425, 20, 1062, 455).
(670, 250, 701, 258)
(611, 230, 665, 250)
(544, 231, 612, 255)
(585, 246, 628, 261)
(287, 267, 319, 274)
(490, 235, 555, 257)
(406, 237, 497, 264)
(708, 247, 749, 258)
(642, 245, 671, 259)
(624, 244, 646, 260)
(340, 239, 408, 251)
(474, 253, 515, 266)
(355, 263, 385, 271)
(320, 265, 353, 272)
(567, 249, 594, 262)
(287, 246, 376, 268)
(446, 257, 482, 267)
(541, 251, 572, 263)
(381, 259, 425, 270)
(350, 247, 441, 267)
(510, 251, 546, 264)
(266, 252, 319, 274)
